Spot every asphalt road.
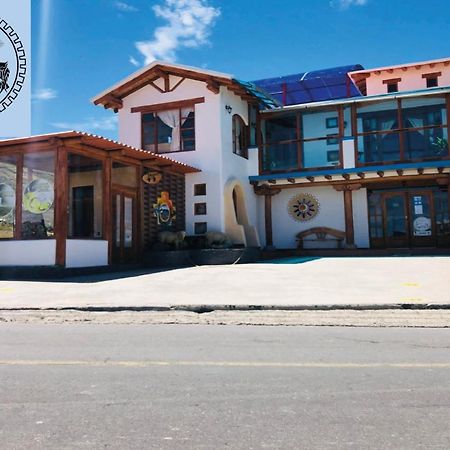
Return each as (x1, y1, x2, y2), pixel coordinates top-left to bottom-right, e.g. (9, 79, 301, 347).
(1, 325, 450, 449)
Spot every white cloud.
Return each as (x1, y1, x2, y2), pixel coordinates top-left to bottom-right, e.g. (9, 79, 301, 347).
(129, 55, 140, 67)
(135, 0, 220, 65)
(32, 88, 58, 101)
(331, 0, 368, 9)
(51, 116, 118, 132)
(114, 1, 138, 12)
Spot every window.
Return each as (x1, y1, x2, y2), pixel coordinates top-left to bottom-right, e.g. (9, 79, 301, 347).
(194, 184, 206, 196)
(194, 203, 207, 215)
(194, 222, 207, 235)
(142, 108, 195, 153)
(68, 153, 103, 239)
(387, 82, 398, 93)
(383, 78, 400, 93)
(356, 96, 448, 164)
(0, 155, 17, 239)
(232, 114, 248, 158)
(423, 72, 440, 89)
(326, 117, 338, 128)
(22, 152, 56, 239)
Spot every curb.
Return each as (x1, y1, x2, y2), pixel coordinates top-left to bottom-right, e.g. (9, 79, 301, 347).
(1, 303, 450, 313)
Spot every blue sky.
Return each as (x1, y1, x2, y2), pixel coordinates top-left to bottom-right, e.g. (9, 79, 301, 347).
(32, 0, 450, 140)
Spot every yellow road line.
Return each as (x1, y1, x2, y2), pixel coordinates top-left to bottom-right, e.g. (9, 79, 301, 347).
(0, 360, 449, 369)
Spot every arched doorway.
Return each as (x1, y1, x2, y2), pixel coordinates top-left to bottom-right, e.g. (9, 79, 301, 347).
(224, 179, 260, 247)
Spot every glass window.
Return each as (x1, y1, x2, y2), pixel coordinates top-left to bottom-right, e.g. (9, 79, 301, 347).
(357, 100, 399, 134)
(194, 184, 206, 196)
(357, 133, 401, 163)
(426, 77, 438, 88)
(142, 109, 195, 153)
(68, 153, 103, 239)
(265, 114, 297, 143)
(194, 222, 207, 235)
(303, 108, 339, 140)
(22, 152, 55, 239)
(112, 162, 137, 187)
(387, 82, 398, 93)
(0, 154, 17, 239)
(232, 114, 248, 158)
(262, 142, 299, 172)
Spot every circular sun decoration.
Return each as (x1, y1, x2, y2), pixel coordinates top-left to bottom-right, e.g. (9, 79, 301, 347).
(288, 193, 320, 222)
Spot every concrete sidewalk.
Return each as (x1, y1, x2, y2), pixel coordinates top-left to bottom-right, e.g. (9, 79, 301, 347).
(0, 257, 448, 311)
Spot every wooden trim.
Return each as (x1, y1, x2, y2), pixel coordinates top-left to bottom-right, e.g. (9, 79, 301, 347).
(382, 78, 402, 84)
(343, 189, 355, 246)
(446, 94, 450, 157)
(338, 105, 344, 166)
(54, 146, 68, 266)
(397, 98, 405, 160)
(169, 77, 186, 92)
(422, 72, 442, 78)
(131, 97, 205, 114)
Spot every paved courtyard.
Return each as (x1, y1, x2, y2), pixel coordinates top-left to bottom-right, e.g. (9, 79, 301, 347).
(0, 257, 448, 310)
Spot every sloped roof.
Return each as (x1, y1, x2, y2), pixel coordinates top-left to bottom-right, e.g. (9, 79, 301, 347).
(92, 61, 278, 111)
(0, 131, 200, 174)
(252, 64, 364, 106)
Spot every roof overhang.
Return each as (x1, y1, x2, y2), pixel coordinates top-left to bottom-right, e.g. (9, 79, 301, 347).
(0, 131, 200, 175)
(92, 61, 266, 111)
(250, 161, 450, 190)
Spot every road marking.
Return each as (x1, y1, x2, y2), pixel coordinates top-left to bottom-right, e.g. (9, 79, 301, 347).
(0, 360, 450, 369)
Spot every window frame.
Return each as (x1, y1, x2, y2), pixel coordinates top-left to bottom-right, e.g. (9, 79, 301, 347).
(141, 108, 196, 154)
(353, 95, 450, 167)
(232, 114, 249, 159)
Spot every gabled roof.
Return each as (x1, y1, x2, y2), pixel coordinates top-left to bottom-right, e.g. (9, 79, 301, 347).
(252, 64, 364, 106)
(0, 131, 200, 174)
(92, 61, 279, 111)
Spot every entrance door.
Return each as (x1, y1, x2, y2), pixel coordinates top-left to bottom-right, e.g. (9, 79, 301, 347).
(382, 193, 409, 248)
(408, 191, 435, 247)
(112, 189, 137, 264)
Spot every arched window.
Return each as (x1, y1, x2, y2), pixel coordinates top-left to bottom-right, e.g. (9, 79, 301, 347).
(232, 114, 248, 159)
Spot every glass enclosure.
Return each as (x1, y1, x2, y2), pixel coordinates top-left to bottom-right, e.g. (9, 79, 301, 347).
(22, 152, 55, 239)
(356, 95, 448, 164)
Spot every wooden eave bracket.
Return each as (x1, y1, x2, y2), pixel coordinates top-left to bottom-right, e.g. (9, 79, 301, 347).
(206, 79, 221, 94)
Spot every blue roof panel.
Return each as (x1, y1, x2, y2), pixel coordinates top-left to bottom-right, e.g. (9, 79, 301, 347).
(252, 64, 364, 107)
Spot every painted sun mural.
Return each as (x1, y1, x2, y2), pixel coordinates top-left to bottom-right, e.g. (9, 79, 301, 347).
(288, 193, 320, 222)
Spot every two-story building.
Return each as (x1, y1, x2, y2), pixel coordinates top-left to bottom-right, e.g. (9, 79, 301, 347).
(0, 57, 449, 268)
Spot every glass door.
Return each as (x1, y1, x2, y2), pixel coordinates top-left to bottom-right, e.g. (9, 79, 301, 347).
(382, 193, 409, 248)
(409, 191, 435, 247)
(112, 189, 137, 264)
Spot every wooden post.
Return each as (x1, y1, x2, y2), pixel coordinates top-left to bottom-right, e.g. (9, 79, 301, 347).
(15, 153, 24, 239)
(264, 193, 273, 248)
(333, 184, 362, 248)
(54, 145, 68, 266)
(343, 188, 355, 247)
(103, 157, 112, 265)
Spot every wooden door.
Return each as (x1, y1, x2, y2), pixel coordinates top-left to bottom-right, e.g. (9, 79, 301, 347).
(112, 189, 137, 264)
(382, 192, 409, 248)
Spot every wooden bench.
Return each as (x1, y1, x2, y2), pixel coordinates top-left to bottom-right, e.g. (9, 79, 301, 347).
(296, 227, 346, 249)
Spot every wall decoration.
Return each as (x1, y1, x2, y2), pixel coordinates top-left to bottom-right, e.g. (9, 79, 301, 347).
(288, 193, 320, 222)
(143, 171, 162, 185)
(153, 191, 176, 226)
(23, 179, 54, 214)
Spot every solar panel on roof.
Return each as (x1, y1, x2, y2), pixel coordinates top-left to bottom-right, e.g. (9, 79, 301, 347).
(251, 64, 364, 107)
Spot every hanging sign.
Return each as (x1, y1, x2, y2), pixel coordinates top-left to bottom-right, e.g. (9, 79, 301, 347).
(142, 172, 162, 185)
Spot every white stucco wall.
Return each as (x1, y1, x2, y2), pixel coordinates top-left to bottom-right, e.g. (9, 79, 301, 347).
(0, 240, 56, 266)
(65, 240, 108, 268)
(266, 186, 370, 249)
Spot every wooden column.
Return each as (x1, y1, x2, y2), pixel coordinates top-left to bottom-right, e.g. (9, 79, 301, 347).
(333, 184, 361, 248)
(54, 145, 68, 266)
(343, 189, 355, 247)
(254, 184, 281, 248)
(264, 193, 274, 247)
(103, 157, 112, 265)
